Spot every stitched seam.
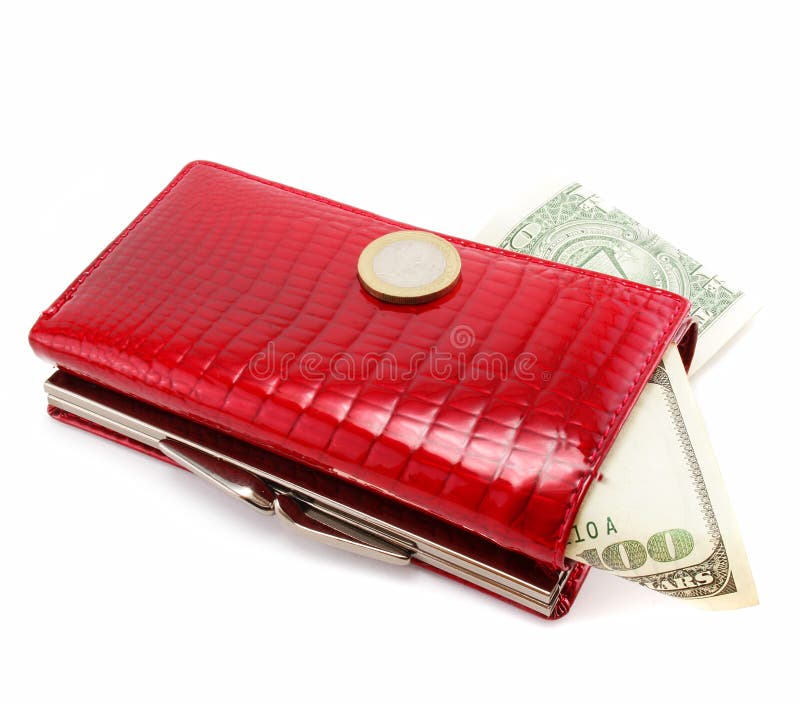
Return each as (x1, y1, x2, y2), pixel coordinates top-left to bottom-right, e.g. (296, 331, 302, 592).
(551, 297, 686, 563)
(195, 161, 688, 305)
(42, 159, 687, 319)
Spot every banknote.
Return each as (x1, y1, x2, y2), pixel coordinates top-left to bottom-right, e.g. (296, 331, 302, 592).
(475, 183, 758, 372)
(564, 345, 757, 609)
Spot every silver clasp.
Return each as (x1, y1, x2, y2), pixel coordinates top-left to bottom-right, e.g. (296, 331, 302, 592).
(158, 438, 412, 566)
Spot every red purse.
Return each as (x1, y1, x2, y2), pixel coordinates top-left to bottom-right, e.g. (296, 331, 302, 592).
(29, 161, 695, 618)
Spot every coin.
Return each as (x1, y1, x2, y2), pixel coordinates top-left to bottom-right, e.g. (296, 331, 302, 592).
(357, 230, 462, 304)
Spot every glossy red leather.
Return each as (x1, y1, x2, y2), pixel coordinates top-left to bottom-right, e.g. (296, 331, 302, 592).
(30, 161, 690, 570)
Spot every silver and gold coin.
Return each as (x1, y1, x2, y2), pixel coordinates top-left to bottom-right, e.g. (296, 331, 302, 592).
(357, 230, 461, 304)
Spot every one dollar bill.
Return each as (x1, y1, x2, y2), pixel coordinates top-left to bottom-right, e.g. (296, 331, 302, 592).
(475, 183, 757, 372)
(565, 345, 757, 609)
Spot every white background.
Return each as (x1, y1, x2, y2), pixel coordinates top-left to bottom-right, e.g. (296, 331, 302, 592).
(2, 2, 798, 702)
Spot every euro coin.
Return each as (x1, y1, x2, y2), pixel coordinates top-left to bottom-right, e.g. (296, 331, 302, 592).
(357, 230, 461, 304)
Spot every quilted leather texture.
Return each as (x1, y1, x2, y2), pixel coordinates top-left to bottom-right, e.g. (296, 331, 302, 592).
(30, 161, 690, 568)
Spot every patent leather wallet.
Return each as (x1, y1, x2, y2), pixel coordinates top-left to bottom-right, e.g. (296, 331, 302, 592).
(29, 161, 696, 618)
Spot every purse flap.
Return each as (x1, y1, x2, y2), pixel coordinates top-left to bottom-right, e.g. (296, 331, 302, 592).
(29, 161, 691, 567)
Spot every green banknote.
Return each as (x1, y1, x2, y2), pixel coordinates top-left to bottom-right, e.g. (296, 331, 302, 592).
(476, 183, 757, 371)
(474, 185, 757, 608)
(565, 345, 757, 609)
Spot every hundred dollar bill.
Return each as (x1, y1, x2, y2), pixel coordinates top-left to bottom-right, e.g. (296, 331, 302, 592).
(475, 183, 758, 372)
(565, 345, 757, 609)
